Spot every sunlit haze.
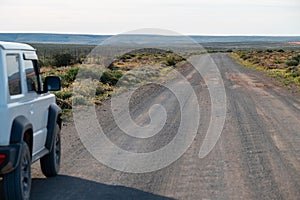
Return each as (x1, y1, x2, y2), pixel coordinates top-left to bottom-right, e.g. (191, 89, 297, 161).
(0, 0, 299, 35)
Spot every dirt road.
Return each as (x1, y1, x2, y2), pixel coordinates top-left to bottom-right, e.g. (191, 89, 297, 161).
(30, 53, 300, 200)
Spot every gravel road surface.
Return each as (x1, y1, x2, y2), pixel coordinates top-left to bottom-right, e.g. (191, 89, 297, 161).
(27, 53, 300, 199)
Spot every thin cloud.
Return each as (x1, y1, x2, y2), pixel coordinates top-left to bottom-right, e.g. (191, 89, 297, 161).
(0, 0, 299, 35)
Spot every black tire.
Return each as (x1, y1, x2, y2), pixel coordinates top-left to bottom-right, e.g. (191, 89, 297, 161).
(40, 124, 61, 177)
(3, 142, 32, 200)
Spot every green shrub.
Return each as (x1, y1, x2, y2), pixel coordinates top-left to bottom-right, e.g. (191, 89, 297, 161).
(63, 67, 79, 83)
(249, 57, 260, 64)
(240, 54, 251, 60)
(52, 52, 73, 67)
(282, 80, 291, 86)
(73, 95, 88, 105)
(286, 59, 299, 67)
(119, 54, 134, 62)
(164, 54, 186, 66)
(113, 70, 123, 79)
(292, 54, 300, 62)
(95, 86, 105, 96)
(274, 60, 283, 64)
(54, 90, 73, 100)
(100, 70, 122, 85)
(286, 66, 296, 73)
(255, 50, 263, 54)
(59, 67, 79, 87)
(165, 55, 176, 66)
(291, 69, 300, 77)
(56, 99, 72, 109)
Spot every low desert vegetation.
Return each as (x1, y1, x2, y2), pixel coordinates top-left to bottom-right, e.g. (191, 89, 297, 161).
(231, 49, 300, 89)
(38, 45, 187, 119)
(31, 43, 95, 67)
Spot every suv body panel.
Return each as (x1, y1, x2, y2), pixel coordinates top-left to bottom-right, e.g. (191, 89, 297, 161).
(0, 41, 61, 174)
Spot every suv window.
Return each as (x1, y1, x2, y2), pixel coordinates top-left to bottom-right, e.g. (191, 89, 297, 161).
(24, 60, 38, 92)
(6, 54, 22, 95)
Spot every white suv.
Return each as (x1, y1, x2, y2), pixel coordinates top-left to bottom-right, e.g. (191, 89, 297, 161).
(0, 41, 62, 200)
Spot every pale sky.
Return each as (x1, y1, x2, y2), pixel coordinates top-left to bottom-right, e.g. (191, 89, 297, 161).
(0, 0, 299, 35)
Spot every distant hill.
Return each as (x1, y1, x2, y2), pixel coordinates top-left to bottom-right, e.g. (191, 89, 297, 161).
(0, 33, 110, 45)
(0, 33, 300, 45)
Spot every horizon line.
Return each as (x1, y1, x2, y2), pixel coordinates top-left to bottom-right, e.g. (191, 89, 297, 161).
(0, 32, 300, 37)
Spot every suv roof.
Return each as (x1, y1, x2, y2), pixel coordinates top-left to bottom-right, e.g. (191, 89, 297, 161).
(0, 41, 35, 51)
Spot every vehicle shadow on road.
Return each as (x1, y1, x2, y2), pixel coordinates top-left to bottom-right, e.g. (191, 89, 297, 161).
(31, 175, 175, 200)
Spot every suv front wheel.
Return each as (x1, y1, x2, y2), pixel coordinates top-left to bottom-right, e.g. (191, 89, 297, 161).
(3, 142, 32, 200)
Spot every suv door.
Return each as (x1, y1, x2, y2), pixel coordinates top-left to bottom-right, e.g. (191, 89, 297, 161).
(22, 55, 52, 155)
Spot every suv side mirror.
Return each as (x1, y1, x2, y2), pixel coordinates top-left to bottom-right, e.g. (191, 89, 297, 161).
(44, 76, 61, 92)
